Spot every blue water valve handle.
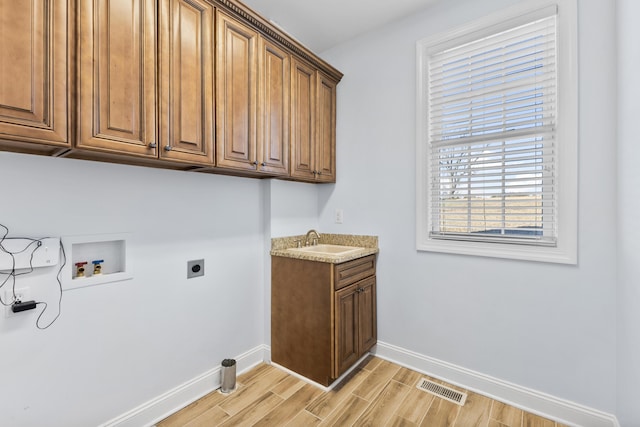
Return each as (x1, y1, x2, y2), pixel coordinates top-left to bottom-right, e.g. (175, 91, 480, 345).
(92, 259, 104, 275)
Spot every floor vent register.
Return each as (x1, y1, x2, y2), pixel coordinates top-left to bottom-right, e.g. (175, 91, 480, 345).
(416, 378, 468, 406)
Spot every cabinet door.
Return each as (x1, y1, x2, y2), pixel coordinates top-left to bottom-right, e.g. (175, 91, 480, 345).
(335, 284, 359, 377)
(358, 276, 377, 354)
(78, 0, 157, 156)
(159, 0, 214, 165)
(216, 11, 258, 171)
(257, 38, 290, 176)
(315, 72, 337, 182)
(290, 58, 316, 181)
(0, 0, 70, 148)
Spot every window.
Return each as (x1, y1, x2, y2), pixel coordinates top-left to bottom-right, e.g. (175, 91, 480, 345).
(416, 1, 577, 264)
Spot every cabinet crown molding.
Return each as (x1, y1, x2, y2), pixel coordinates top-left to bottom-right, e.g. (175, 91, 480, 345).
(214, 0, 343, 82)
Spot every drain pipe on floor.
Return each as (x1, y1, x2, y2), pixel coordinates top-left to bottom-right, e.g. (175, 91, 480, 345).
(220, 359, 237, 394)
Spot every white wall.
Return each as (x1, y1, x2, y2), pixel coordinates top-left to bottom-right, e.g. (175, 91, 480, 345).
(616, 0, 640, 424)
(319, 0, 618, 413)
(269, 180, 319, 237)
(0, 152, 266, 427)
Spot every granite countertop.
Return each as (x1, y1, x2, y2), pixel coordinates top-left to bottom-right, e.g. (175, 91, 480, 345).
(270, 233, 379, 264)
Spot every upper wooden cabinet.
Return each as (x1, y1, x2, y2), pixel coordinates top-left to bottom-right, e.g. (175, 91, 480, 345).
(216, 10, 289, 176)
(0, 0, 341, 180)
(78, 0, 214, 165)
(257, 38, 290, 176)
(78, 0, 157, 157)
(215, 11, 258, 172)
(0, 0, 71, 155)
(159, 0, 215, 164)
(290, 58, 315, 180)
(315, 72, 337, 182)
(290, 58, 337, 182)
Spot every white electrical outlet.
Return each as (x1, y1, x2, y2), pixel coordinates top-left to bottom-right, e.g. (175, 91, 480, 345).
(335, 209, 344, 224)
(4, 287, 31, 317)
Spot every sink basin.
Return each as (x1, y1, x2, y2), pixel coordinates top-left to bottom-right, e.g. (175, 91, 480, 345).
(287, 244, 362, 256)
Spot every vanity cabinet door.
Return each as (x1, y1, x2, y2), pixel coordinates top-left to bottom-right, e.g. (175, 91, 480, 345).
(0, 0, 71, 152)
(334, 275, 377, 378)
(358, 276, 377, 353)
(335, 283, 359, 377)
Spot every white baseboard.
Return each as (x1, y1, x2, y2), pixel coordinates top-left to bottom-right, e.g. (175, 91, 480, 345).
(98, 342, 619, 427)
(99, 345, 268, 427)
(374, 341, 619, 427)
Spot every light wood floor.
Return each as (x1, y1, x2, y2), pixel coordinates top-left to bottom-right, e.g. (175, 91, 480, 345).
(157, 356, 568, 427)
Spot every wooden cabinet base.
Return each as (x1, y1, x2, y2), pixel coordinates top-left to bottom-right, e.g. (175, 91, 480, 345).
(271, 255, 377, 386)
(271, 257, 333, 385)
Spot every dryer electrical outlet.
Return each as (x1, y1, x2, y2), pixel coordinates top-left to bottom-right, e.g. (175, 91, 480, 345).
(187, 259, 205, 279)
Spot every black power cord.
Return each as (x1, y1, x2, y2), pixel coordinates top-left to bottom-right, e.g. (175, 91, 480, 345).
(0, 222, 65, 329)
(36, 241, 66, 330)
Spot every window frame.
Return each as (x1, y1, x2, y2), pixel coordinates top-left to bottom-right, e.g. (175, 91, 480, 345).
(416, 0, 578, 264)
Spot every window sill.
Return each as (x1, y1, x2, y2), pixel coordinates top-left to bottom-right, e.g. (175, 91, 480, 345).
(417, 237, 577, 264)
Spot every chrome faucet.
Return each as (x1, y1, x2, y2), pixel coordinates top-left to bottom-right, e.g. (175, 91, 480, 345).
(304, 229, 321, 246)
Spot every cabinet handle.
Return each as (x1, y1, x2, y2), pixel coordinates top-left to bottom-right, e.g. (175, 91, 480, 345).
(261, 162, 266, 167)
(164, 145, 172, 151)
(317, 171, 322, 175)
(251, 161, 258, 168)
(148, 142, 157, 149)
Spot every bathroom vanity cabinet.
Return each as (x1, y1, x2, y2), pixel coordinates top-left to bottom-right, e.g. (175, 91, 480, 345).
(271, 254, 377, 386)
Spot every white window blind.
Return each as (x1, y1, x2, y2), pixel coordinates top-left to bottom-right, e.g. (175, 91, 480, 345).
(427, 14, 557, 246)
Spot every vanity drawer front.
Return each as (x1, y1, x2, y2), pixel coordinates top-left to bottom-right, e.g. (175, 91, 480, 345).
(334, 255, 376, 290)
